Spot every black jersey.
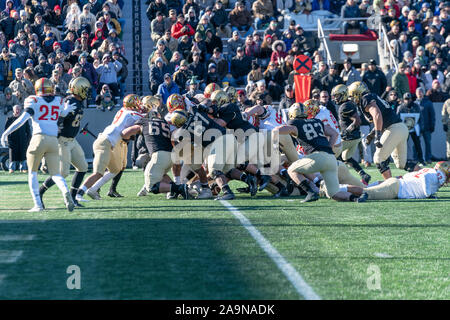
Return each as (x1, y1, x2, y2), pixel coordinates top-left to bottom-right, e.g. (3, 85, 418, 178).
(136, 117, 173, 154)
(338, 101, 361, 141)
(359, 93, 401, 130)
(181, 106, 226, 148)
(288, 118, 334, 155)
(58, 96, 84, 138)
(217, 102, 258, 132)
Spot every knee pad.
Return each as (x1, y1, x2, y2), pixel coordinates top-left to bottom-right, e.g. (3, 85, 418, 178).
(210, 170, 224, 180)
(150, 182, 160, 194)
(404, 160, 418, 172)
(376, 159, 390, 174)
(236, 161, 249, 171)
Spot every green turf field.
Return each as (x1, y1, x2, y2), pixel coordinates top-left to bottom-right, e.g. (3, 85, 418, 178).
(0, 167, 448, 300)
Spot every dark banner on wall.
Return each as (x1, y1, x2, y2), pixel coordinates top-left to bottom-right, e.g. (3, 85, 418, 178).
(132, 0, 143, 96)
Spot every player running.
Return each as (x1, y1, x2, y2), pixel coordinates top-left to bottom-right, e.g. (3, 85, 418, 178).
(1, 78, 76, 212)
(39, 77, 91, 207)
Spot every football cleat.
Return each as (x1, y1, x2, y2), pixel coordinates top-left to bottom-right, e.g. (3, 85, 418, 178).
(75, 194, 89, 202)
(137, 186, 148, 197)
(87, 189, 102, 200)
(28, 206, 44, 212)
(167, 191, 178, 199)
(107, 191, 123, 198)
(258, 175, 272, 191)
(215, 191, 235, 201)
(73, 199, 84, 208)
(360, 172, 372, 185)
(63, 192, 75, 212)
(274, 186, 290, 198)
(301, 191, 319, 203)
(243, 174, 257, 196)
(357, 192, 369, 203)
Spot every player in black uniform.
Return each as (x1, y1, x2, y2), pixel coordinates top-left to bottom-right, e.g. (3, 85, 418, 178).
(199, 90, 272, 193)
(121, 110, 191, 199)
(39, 77, 90, 207)
(273, 103, 367, 203)
(348, 81, 419, 180)
(331, 84, 371, 184)
(171, 102, 238, 200)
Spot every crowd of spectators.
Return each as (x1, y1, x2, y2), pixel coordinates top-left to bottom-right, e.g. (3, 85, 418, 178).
(0, 0, 128, 116)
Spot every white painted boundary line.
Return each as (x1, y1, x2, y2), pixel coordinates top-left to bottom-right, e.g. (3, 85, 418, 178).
(0, 235, 35, 241)
(220, 200, 321, 300)
(0, 250, 23, 263)
(374, 252, 393, 258)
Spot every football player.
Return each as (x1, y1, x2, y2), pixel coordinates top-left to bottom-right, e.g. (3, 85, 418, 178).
(39, 77, 91, 207)
(348, 81, 420, 180)
(345, 161, 449, 201)
(121, 108, 192, 199)
(76, 94, 146, 201)
(273, 103, 366, 203)
(331, 84, 371, 184)
(1, 78, 76, 212)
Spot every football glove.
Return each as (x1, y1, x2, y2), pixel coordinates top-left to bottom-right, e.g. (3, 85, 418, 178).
(444, 124, 448, 132)
(374, 130, 383, 148)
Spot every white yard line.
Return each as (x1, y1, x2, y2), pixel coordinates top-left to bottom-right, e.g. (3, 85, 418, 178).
(0, 250, 23, 263)
(0, 235, 35, 241)
(220, 200, 321, 300)
(374, 252, 393, 258)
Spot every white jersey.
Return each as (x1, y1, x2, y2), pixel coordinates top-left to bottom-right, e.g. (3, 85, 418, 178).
(398, 168, 446, 199)
(24, 95, 65, 137)
(103, 108, 145, 147)
(315, 106, 342, 145)
(258, 106, 285, 131)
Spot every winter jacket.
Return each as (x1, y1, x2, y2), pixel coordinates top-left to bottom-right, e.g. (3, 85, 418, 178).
(252, 0, 274, 20)
(229, 8, 253, 28)
(80, 62, 98, 87)
(211, 8, 228, 28)
(146, 2, 168, 21)
(416, 96, 435, 132)
(340, 66, 362, 86)
(0, 54, 20, 83)
(207, 55, 228, 80)
(171, 22, 195, 39)
(149, 64, 169, 88)
(157, 81, 180, 104)
(362, 68, 387, 97)
(151, 18, 171, 37)
(392, 72, 410, 98)
(230, 55, 252, 79)
(95, 60, 122, 84)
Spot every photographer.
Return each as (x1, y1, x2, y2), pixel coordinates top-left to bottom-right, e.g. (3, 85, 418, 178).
(95, 53, 122, 98)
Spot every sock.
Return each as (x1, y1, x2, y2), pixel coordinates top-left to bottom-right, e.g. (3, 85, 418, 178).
(275, 182, 285, 191)
(170, 182, 179, 194)
(175, 176, 181, 184)
(110, 170, 123, 192)
(346, 158, 364, 174)
(29, 172, 43, 208)
(77, 185, 88, 197)
(222, 184, 232, 194)
(40, 177, 55, 196)
(70, 171, 86, 200)
(90, 172, 116, 193)
(299, 179, 313, 193)
(51, 174, 70, 195)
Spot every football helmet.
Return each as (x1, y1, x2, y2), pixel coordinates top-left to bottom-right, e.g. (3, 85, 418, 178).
(331, 84, 348, 104)
(67, 76, 91, 100)
(210, 90, 229, 107)
(348, 81, 369, 105)
(167, 93, 186, 113)
(141, 95, 155, 113)
(171, 109, 188, 128)
(303, 99, 320, 118)
(288, 102, 307, 120)
(204, 82, 221, 98)
(35, 78, 54, 96)
(224, 86, 237, 103)
(123, 94, 142, 111)
(434, 161, 450, 183)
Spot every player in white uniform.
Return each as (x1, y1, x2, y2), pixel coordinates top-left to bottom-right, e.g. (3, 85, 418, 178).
(1, 78, 76, 212)
(343, 162, 450, 201)
(304, 99, 343, 157)
(76, 94, 147, 201)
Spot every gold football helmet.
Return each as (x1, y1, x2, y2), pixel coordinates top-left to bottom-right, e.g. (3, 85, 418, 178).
(167, 93, 186, 113)
(210, 90, 229, 107)
(141, 95, 155, 113)
(35, 78, 54, 96)
(303, 99, 320, 118)
(288, 102, 307, 120)
(331, 84, 348, 104)
(348, 81, 369, 105)
(434, 161, 450, 184)
(171, 109, 188, 128)
(123, 94, 142, 111)
(68, 76, 91, 100)
(204, 82, 221, 98)
(224, 86, 237, 103)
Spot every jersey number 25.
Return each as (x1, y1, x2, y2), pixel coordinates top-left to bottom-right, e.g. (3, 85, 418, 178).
(38, 105, 59, 121)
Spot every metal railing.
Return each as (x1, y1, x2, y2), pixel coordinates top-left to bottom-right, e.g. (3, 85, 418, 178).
(378, 23, 398, 72)
(317, 19, 333, 66)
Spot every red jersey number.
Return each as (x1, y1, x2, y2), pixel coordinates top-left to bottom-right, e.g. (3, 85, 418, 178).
(38, 105, 59, 121)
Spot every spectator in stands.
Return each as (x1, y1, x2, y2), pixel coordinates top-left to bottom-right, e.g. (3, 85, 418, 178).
(227, 30, 244, 60)
(161, 30, 178, 53)
(206, 63, 221, 85)
(166, 9, 178, 29)
(244, 35, 259, 59)
(0, 87, 19, 115)
(149, 57, 169, 94)
(321, 63, 343, 94)
(196, 16, 214, 40)
(247, 60, 263, 84)
(65, 3, 81, 33)
(263, 61, 284, 101)
(426, 79, 449, 102)
(271, 40, 287, 66)
(50, 69, 68, 97)
(147, 0, 168, 22)
(79, 4, 97, 33)
(362, 59, 387, 97)
(173, 59, 192, 93)
(95, 53, 122, 97)
(149, 39, 172, 65)
(188, 51, 207, 88)
(190, 32, 207, 62)
(183, 0, 200, 17)
(0, 48, 19, 90)
(341, 0, 366, 34)
(167, 51, 182, 74)
(230, 46, 251, 86)
(171, 13, 194, 40)
(264, 21, 282, 40)
(177, 35, 192, 60)
(279, 84, 295, 110)
(415, 87, 435, 164)
(89, 0, 104, 16)
(4, 104, 30, 173)
(259, 34, 273, 67)
(96, 84, 116, 111)
(249, 80, 272, 105)
(184, 77, 202, 101)
(320, 90, 339, 121)
(165, 0, 183, 15)
(204, 28, 222, 60)
(280, 54, 294, 81)
(405, 65, 419, 96)
(340, 57, 361, 86)
(157, 73, 180, 104)
(236, 89, 252, 111)
(253, 0, 274, 30)
(392, 62, 410, 99)
(424, 62, 445, 90)
(211, 1, 228, 29)
(10, 36, 29, 68)
(207, 47, 227, 80)
(229, 1, 253, 36)
(406, 21, 422, 44)
(14, 11, 29, 38)
(151, 11, 170, 43)
(185, 7, 199, 31)
(282, 30, 294, 52)
(8, 68, 33, 103)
